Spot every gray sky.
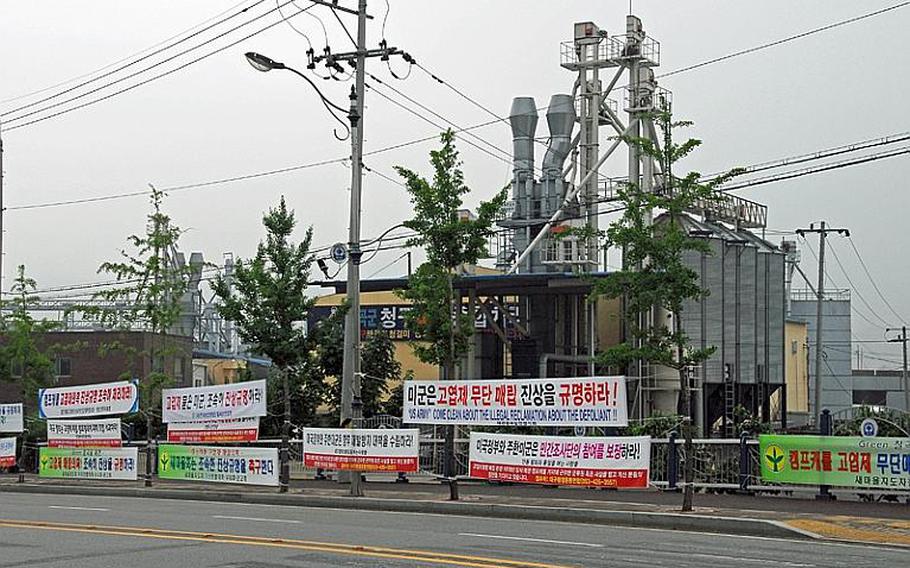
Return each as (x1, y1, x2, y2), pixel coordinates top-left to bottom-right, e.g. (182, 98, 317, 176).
(1, 1, 908, 366)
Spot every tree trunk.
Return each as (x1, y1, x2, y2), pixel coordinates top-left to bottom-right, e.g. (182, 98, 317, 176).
(444, 271, 459, 501)
(279, 368, 291, 493)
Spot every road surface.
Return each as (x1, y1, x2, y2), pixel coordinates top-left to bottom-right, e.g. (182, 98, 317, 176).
(0, 492, 903, 567)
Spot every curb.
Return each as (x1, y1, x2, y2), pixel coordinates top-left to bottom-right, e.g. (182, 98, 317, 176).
(0, 482, 810, 540)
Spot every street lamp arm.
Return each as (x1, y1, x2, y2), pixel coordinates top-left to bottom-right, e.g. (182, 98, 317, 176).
(282, 66, 351, 141)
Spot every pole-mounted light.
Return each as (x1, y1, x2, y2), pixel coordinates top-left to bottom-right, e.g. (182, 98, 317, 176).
(245, 52, 285, 73)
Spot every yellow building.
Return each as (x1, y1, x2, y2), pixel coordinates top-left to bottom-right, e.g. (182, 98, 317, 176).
(776, 319, 809, 422)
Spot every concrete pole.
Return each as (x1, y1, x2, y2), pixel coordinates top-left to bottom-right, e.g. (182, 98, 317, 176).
(903, 326, 909, 413)
(340, 0, 368, 498)
(813, 221, 827, 428)
(1, 119, 4, 301)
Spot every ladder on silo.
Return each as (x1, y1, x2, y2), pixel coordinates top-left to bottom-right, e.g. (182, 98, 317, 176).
(723, 363, 736, 437)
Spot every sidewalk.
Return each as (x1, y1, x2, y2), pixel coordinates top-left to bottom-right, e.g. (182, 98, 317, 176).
(1, 474, 907, 547)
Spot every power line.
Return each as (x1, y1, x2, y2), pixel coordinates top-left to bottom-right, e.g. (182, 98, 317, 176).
(2, 1, 311, 132)
(826, 240, 893, 327)
(799, 235, 885, 330)
(0, 0, 256, 107)
(846, 237, 905, 325)
(1, 1, 273, 122)
(658, 1, 910, 79)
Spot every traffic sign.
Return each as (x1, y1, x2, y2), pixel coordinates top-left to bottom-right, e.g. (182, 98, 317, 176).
(860, 418, 878, 438)
(330, 243, 348, 264)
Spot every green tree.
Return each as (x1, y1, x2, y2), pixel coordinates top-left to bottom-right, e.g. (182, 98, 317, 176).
(84, 187, 193, 485)
(592, 111, 741, 511)
(213, 196, 323, 492)
(0, 266, 59, 437)
(395, 129, 507, 499)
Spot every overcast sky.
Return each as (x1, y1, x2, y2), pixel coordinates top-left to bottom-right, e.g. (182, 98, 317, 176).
(1, 1, 908, 367)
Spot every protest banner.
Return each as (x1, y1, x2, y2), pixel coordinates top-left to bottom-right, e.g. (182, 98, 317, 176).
(39, 447, 138, 480)
(0, 437, 16, 468)
(302, 428, 419, 472)
(38, 380, 138, 419)
(166, 417, 260, 443)
(760, 434, 910, 490)
(403, 377, 628, 426)
(0, 403, 23, 433)
(161, 380, 267, 423)
(157, 444, 278, 486)
(47, 418, 122, 448)
(468, 432, 649, 488)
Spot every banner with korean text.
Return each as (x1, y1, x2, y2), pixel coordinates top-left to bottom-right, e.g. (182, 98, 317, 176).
(47, 419, 122, 448)
(0, 437, 16, 468)
(469, 432, 649, 488)
(38, 380, 138, 419)
(39, 447, 138, 480)
(302, 428, 419, 472)
(0, 403, 23, 433)
(403, 377, 628, 426)
(166, 417, 260, 443)
(760, 435, 910, 490)
(157, 444, 278, 486)
(161, 380, 267, 423)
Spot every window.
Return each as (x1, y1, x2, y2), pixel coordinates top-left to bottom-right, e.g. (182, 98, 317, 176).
(791, 340, 798, 354)
(853, 390, 887, 406)
(174, 357, 186, 384)
(9, 360, 22, 378)
(55, 357, 72, 377)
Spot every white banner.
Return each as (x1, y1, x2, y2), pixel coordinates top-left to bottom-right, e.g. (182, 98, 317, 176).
(0, 403, 23, 433)
(161, 380, 267, 423)
(39, 381, 138, 419)
(469, 432, 650, 488)
(47, 418, 122, 448)
(39, 447, 138, 480)
(302, 428, 419, 472)
(167, 417, 260, 443)
(158, 444, 278, 486)
(0, 437, 16, 468)
(403, 377, 628, 426)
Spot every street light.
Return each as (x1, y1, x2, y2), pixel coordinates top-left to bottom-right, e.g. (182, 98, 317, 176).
(243, 49, 364, 496)
(245, 52, 286, 72)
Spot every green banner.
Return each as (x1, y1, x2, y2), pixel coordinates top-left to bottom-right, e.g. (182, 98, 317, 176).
(38, 447, 138, 480)
(157, 444, 278, 486)
(759, 435, 910, 490)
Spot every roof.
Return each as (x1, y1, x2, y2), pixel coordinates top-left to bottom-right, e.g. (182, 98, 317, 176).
(318, 271, 611, 297)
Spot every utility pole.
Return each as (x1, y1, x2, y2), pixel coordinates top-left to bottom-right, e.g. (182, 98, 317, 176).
(1, 118, 4, 303)
(887, 326, 909, 413)
(329, 0, 401, 498)
(796, 222, 849, 428)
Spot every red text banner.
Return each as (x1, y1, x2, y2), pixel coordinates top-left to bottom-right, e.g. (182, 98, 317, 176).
(404, 377, 628, 426)
(162, 380, 267, 423)
(468, 432, 650, 488)
(166, 417, 260, 443)
(47, 418, 122, 448)
(302, 428, 419, 472)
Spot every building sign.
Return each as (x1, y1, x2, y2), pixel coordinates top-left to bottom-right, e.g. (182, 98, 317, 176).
(309, 302, 521, 342)
(302, 428, 419, 472)
(39, 447, 138, 480)
(468, 433, 649, 488)
(47, 419, 122, 448)
(38, 381, 138, 419)
(0, 404, 23, 433)
(760, 435, 910, 490)
(403, 377, 628, 426)
(161, 380, 267, 423)
(157, 444, 278, 486)
(0, 438, 16, 468)
(166, 417, 260, 443)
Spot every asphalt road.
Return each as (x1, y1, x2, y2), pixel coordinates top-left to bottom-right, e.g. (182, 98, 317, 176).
(0, 492, 904, 567)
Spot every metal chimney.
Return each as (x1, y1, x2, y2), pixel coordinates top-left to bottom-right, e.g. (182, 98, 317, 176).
(541, 94, 575, 178)
(509, 97, 538, 178)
